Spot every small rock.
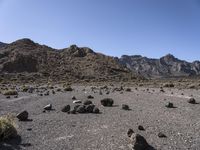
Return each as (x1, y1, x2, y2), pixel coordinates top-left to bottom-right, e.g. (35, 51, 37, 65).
(6, 96, 11, 99)
(44, 91, 49, 96)
(73, 100, 82, 104)
(17, 110, 29, 121)
(76, 105, 86, 113)
(52, 90, 55, 94)
(165, 102, 174, 108)
(87, 95, 94, 99)
(72, 96, 76, 100)
(85, 104, 95, 113)
(188, 98, 196, 104)
(61, 105, 70, 112)
(83, 100, 93, 105)
(27, 128, 32, 131)
(122, 104, 130, 110)
(44, 104, 52, 110)
(14, 95, 18, 98)
(129, 133, 150, 150)
(100, 98, 114, 107)
(126, 88, 131, 92)
(138, 125, 145, 131)
(158, 132, 167, 138)
(93, 107, 100, 113)
(127, 129, 134, 137)
(106, 91, 110, 95)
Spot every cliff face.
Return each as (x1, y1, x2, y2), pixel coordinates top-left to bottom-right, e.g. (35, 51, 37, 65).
(119, 54, 200, 78)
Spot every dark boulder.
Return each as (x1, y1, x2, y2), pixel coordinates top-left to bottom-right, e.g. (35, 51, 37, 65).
(100, 98, 114, 107)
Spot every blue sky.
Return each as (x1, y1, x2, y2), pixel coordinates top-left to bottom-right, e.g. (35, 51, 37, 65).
(0, 0, 200, 62)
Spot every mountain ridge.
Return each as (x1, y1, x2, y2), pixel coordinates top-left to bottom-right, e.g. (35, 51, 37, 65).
(119, 54, 200, 78)
(0, 38, 140, 83)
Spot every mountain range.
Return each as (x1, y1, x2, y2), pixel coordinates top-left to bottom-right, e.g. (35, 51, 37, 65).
(119, 54, 200, 78)
(0, 38, 199, 82)
(0, 39, 139, 83)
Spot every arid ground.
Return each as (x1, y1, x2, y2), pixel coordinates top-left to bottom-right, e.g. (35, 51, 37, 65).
(0, 83, 200, 150)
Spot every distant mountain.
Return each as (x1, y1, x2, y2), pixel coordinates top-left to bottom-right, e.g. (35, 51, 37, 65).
(0, 38, 140, 83)
(0, 42, 7, 48)
(119, 54, 200, 78)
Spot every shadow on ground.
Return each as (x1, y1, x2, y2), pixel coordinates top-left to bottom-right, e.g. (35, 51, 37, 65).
(0, 135, 22, 150)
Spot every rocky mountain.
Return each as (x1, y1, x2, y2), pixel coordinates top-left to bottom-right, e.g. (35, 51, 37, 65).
(0, 42, 7, 48)
(119, 54, 200, 78)
(0, 39, 140, 83)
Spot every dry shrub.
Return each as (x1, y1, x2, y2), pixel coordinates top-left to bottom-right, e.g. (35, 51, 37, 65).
(0, 115, 17, 141)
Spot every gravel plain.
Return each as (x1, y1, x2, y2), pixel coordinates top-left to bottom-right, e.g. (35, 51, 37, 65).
(0, 85, 200, 150)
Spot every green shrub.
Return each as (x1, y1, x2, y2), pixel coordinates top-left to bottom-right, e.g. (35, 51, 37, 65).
(0, 115, 17, 141)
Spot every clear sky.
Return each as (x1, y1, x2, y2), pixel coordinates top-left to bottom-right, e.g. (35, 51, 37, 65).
(0, 0, 200, 62)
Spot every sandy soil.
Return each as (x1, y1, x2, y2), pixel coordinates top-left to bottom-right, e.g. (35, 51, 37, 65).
(0, 85, 200, 150)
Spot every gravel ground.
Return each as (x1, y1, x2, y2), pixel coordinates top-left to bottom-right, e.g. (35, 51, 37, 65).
(0, 86, 200, 150)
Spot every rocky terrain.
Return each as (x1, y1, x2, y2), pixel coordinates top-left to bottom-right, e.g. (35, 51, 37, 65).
(0, 39, 200, 150)
(119, 54, 200, 78)
(0, 42, 7, 48)
(0, 84, 200, 150)
(0, 39, 141, 84)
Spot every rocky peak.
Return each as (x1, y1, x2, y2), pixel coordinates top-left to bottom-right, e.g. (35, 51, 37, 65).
(63, 45, 95, 57)
(161, 54, 176, 62)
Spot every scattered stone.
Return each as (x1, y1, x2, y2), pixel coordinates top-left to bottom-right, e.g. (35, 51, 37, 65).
(72, 96, 76, 100)
(44, 104, 52, 110)
(73, 100, 82, 104)
(61, 105, 71, 112)
(44, 91, 49, 96)
(14, 95, 18, 98)
(27, 128, 32, 131)
(56, 88, 62, 92)
(158, 132, 167, 138)
(188, 98, 197, 104)
(83, 100, 93, 105)
(76, 105, 86, 113)
(52, 90, 55, 94)
(93, 107, 100, 113)
(6, 96, 11, 99)
(127, 129, 134, 137)
(138, 125, 145, 131)
(64, 86, 73, 91)
(122, 104, 130, 110)
(165, 102, 174, 108)
(85, 104, 95, 113)
(163, 83, 174, 88)
(129, 133, 150, 150)
(126, 88, 131, 92)
(16, 110, 28, 121)
(87, 95, 94, 99)
(101, 98, 114, 107)
(106, 91, 110, 95)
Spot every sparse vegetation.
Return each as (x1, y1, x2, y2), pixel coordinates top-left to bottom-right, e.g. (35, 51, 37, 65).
(64, 86, 73, 91)
(0, 115, 17, 141)
(3, 90, 18, 96)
